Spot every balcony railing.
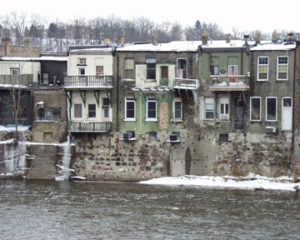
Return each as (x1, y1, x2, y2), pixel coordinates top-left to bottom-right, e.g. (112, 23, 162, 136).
(0, 74, 33, 88)
(64, 75, 113, 89)
(209, 74, 250, 92)
(69, 121, 112, 133)
(173, 78, 199, 90)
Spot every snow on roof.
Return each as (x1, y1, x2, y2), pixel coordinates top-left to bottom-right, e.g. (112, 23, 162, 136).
(0, 84, 29, 89)
(117, 41, 202, 52)
(250, 42, 296, 51)
(39, 56, 68, 61)
(0, 57, 40, 61)
(202, 40, 257, 48)
(69, 47, 113, 54)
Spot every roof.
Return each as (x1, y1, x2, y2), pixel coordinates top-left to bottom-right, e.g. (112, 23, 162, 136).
(117, 41, 202, 52)
(0, 56, 67, 62)
(69, 47, 113, 55)
(250, 42, 296, 51)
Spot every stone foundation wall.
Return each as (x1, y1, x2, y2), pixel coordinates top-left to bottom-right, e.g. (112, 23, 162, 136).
(71, 132, 169, 181)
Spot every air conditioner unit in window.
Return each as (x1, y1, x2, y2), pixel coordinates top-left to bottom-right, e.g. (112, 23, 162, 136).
(265, 126, 276, 134)
(168, 134, 180, 143)
(123, 131, 135, 141)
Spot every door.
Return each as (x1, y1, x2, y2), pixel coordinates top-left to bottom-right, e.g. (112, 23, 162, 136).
(282, 97, 292, 130)
(219, 95, 229, 120)
(96, 66, 104, 77)
(228, 65, 238, 82)
(160, 66, 168, 86)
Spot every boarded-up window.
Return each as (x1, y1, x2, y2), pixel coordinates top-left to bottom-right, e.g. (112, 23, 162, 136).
(161, 66, 168, 78)
(74, 104, 82, 118)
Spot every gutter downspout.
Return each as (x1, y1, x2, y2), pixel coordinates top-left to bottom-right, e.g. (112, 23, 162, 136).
(116, 54, 120, 131)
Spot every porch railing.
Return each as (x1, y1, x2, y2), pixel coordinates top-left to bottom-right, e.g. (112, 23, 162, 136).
(64, 75, 113, 88)
(173, 78, 199, 90)
(69, 121, 112, 133)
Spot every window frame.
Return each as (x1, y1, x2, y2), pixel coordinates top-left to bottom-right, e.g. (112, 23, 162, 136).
(277, 56, 288, 81)
(146, 58, 156, 81)
(146, 97, 157, 121)
(79, 68, 85, 75)
(74, 103, 83, 119)
(78, 58, 87, 66)
(124, 97, 136, 121)
(257, 56, 269, 81)
(124, 58, 135, 80)
(88, 104, 96, 118)
(218, 95, 229, 121)
(250, 96, 261, 121)
(266, 97, 277, 122)
(173, 99, 182, 121)
(176, 58, 188, 78)
(205, 98, 215, 120)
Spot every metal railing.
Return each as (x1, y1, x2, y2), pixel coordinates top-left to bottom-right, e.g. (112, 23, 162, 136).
(69, 121, 112, 133)
(173, 78, 199, 90)
(0, 74, 33, 86)
(64, 75, 113, 88)
(210, 74, 250, 86)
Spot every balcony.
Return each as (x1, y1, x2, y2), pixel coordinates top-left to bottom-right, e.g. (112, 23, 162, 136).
(0, 74, 33, 89)
(173, 78, 199, 90)
(209, 74, 250, 92)
(64, 75, 113, 90)
(69, 121, 112, 133)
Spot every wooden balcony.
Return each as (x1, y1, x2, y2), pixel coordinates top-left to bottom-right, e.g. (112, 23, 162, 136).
(0, 74, 33, 89)
(69, 121, 112, 133)
(173, 78, 199, 90)
(64, 75, 113, 90)
(209, 74, 250, 92)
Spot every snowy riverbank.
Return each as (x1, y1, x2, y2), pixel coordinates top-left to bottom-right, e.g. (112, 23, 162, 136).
(140, 174, 300, 192)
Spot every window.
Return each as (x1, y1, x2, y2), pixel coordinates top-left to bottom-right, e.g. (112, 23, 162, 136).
(219, 95, 229, 120)
(74, 104, 82, 118)
(78, 58, 86, 65)
(103, 98, 110, 118)
(146, 97, 157, 121)
(10, 68, 20, 75)
(266, 97, 277, 121)
(250, 97, 261, 121)
(228, 65, 238, 82)
(257, 57, 269, 80)
(148, 131, 157, 141)
(36, 108, 61, 121)
(96, 66, 104, 76)
(205, 98, 214, 120)
(42, 73, 49, 84)
(161, 66, 168, 79)
(210, 65, 219, 75)
(88, 104, 96, 118)
(125, 97, 136, 121)
(124, 59, 135, 79)
(219, 134, 229, 142)
(277, 56, 288, 80)
(177, 59, 187, 78)
(146, 58, 156, 80)
(79, 68, 85, 75)
(173, 100, 182, 120)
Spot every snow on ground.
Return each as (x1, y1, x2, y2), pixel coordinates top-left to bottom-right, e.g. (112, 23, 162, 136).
(0, 125, 30, 133)
(140, 174, 300, 192)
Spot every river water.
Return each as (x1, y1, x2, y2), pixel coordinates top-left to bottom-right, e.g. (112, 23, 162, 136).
(0, 180, 299, 240)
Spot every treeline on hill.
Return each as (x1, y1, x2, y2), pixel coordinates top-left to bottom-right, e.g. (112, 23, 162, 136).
(0, 12, 294, 53)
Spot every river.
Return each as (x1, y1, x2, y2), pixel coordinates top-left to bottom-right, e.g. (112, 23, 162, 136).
(0, 180, 299, 240)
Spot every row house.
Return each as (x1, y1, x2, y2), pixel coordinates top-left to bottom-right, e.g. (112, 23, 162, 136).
(65, 45, 114, 134)
(116, 41, 200, 142)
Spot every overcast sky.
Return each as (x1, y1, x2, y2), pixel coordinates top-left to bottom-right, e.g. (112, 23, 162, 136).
(2, 0, 300, 33)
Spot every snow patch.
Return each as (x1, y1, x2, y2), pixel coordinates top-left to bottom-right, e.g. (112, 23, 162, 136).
(140, 174, 300, 192)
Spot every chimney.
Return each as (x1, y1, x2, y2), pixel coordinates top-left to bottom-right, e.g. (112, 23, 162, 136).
(104, 38, 110, 45)
(23, 38, 30, 46)
(2, 37, 10, 56)
(151, 35, 156, 45)
(225, 34, 231, 43)
(202, 31, 208, 45)
(243, 34, 249, 46)
(287, 32, 294, 44)
(118, 36, 125, 45)
(255, 32, 261, 45)
(272, 31, 278, 43)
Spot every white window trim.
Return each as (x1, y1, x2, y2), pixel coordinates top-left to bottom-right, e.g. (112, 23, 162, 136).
(266, 96, 277, 122)
(172, 99, 182, 121)
(73, 103, 83, 120)
(277, 56, 288, 81)
(218, 96, 230, 121)
(257, 56, 269, 81)
(146, 97, 157, 122)
(176, 58, 188, 78)
(87, 104, 97, 119)
(204, 98, 215, 120)
(250, 96, 261, 121)
(124, 97, 136, 121)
